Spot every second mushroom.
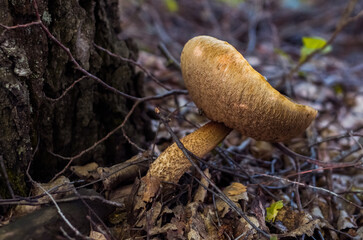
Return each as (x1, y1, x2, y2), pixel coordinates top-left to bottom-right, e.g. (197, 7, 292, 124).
(146, 36, 317, 188)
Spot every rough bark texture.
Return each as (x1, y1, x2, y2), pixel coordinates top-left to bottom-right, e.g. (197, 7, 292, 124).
(0, 0, 151, 197)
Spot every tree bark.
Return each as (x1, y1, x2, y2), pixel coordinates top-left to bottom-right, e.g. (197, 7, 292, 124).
(0, 0, 151, 197)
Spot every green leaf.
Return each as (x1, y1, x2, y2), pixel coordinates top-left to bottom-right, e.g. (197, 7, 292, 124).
(270, 236, 278, 240)
(266, 200, 284, 222)
(164, 0, 179, 12)
(300, 36, 332, 62)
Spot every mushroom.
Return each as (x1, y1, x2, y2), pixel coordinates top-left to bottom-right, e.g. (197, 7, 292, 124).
(146, 36, 317, 187)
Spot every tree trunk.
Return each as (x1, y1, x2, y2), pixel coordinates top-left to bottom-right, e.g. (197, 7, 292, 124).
(0, 0, 151, 198)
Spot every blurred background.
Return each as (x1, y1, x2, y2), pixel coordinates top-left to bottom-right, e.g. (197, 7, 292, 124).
(119, 0, 363, 85)
(118, 0, 363, 149)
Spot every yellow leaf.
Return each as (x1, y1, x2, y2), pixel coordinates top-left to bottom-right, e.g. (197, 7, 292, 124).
(266, 200, 284, 222)
(164, 0, 178, 12)
(300, 36, 332, 62)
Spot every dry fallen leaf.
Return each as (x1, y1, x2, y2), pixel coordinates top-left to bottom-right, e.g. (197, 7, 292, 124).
(89, 230, 107, 240)
(276, 206, 337, 238)
(141, 175, 161, 202)
(337, 210, 358, 230)
(70, 162, 99, 179)
(235, 215, 260, 240)
(13, 176, 73, 218)
(216, 182, 248, 217)
(185, 202, 219, 240)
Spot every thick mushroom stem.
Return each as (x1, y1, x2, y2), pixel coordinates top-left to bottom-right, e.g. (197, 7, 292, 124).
(147, 121, 231, 184)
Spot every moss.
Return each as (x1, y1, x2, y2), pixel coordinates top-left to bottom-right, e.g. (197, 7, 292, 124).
(42, 11, 52, 25)
(0, 168, 27, 198)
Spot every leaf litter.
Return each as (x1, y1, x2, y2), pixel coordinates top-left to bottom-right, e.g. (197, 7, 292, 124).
(112, 1, 363, 239)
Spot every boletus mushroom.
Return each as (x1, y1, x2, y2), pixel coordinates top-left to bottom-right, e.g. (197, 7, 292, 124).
(146, 36, 317, 187)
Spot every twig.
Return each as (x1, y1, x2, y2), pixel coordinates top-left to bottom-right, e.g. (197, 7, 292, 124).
(74, 190, 116, 240)
(0, 194, 125, 208)
(45, 76, 88, 102)
(0, 20, 41, 36)
(60, 227, 75, 240)
(287, 0, 363, 78)
(274, 143, 361, 169)
(295, 158, 303, 211)
(36, 183, 90, 239)
(332, 142, 363, 162)
(49, 101, 140, 181)
(86, 215, 112, 240)
(57, 195, 124, 208)
(122, 127, 146, 152)
(50, 89, 187, 181)
(309, 131, 363, 147)
(258, 173, 362, 209)
(157, 42, 180, 69)
(158, 115, 270, 239)
(94, 43, 170, 90)
(215, 147, 280, 201)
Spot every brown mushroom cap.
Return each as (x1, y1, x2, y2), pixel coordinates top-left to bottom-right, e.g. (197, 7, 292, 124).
(181, 36, 317, 142)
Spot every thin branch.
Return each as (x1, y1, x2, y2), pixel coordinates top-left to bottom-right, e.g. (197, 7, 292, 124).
(50, 101, 141, 181)
(0, 20, 41, 36)
(157, 42, 181, 69)
(50, 89, 187, 181)
(215, 147, 280, 201)
(36, 183, 90, 239)
(73, 190, 116, 240)
(94, 43, 171, 90)
(309, 128, 363, 147)
(274, 143, 361, 169)
(122, 127, 146, 152)
(287, 0, 363, 78)
(0, 193, 125, 208)
(259, 173, 362, 209)
(45, 76, 88, 102)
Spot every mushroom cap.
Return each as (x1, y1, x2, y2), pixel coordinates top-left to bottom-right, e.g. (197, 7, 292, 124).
(181, 36, 317, 142)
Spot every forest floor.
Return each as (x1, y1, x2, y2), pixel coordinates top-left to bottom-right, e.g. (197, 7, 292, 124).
(113, 0, 363, 239)
(2, 0, 363, 239)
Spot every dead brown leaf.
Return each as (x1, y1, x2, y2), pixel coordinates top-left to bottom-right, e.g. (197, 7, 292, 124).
(216, 182, 248, 217)
(70, 162, 99, 179)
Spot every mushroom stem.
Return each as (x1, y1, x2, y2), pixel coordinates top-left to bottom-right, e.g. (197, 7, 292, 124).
(147, 121, 231, 184)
